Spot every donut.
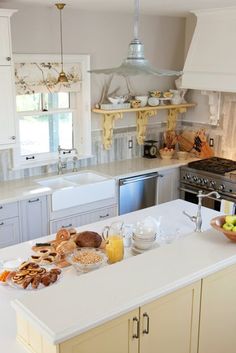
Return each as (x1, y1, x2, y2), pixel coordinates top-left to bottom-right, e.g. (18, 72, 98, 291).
(56, 228, 71, 241)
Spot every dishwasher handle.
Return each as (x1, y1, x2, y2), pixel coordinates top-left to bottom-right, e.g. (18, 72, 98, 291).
(119, 172, 159, 186)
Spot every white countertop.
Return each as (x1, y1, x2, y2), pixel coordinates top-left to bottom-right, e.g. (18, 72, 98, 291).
(0, 157, 195, 204)
(2, 199, 235, 352)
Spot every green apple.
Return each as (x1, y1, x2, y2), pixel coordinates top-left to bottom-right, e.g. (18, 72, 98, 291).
(233, 226, 236, 232)
(223, 223, 234, 231)
(225, 215, 236, 225)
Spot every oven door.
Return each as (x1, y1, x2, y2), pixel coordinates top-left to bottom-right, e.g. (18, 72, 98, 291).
(180, 184, 236, 213)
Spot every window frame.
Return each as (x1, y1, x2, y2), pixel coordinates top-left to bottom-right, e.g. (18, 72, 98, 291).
(12, 54, 91, 169)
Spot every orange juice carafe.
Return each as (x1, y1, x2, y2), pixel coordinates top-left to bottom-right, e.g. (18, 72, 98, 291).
(106, 235, 124, 264)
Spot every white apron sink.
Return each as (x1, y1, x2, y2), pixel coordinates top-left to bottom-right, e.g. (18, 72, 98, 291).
(36, 171, 116, 211)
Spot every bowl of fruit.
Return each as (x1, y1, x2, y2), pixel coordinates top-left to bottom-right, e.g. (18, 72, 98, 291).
(159, 147, 175, 159)
(210, 215, 236, 241)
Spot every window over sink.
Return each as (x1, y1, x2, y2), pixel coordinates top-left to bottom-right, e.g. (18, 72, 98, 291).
(13, 54, 91, 168)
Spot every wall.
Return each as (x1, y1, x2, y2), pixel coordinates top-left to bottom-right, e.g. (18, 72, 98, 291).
(0, 3, 186, 180)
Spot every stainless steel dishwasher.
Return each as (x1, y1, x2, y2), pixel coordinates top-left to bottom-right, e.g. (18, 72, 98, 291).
(119, 172, 158, 215)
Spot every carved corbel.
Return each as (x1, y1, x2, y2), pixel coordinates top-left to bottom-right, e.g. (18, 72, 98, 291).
(136, 110, 157, 145)
(102, 112, 123, 150)
(167, 107, 187, 131)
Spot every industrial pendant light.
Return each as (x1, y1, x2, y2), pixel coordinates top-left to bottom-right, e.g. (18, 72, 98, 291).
(55, 3, 68, 83)
(89, 0, 181, 77)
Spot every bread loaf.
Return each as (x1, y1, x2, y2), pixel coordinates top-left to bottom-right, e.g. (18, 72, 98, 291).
(75, 231, 102, 248)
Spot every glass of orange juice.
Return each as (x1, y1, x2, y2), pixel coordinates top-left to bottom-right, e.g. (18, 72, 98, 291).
(103, 222, 124, 264)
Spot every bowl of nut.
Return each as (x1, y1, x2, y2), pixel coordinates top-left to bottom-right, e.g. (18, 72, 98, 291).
(67, 248, 107, 273)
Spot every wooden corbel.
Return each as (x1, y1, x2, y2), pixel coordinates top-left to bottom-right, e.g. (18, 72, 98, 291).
(167, 107, 187, 131)
(102, 112, 123, 150)
(136, 110, 157, 145)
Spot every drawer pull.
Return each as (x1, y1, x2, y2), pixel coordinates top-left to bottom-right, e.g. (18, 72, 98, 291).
(132, 317, 140, 339)
(0, 206, 3, 209)
(6, 56, 11, 61)
(26, 156, 35, 160)
(62, 223, 72, 228)
(99, 213, 109, 219)
(28, 198, 40, 203)
(142, 313, 150, 335)
(0, 222, 4, 226)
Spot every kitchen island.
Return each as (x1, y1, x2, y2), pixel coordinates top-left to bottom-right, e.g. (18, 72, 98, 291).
(1, 199, 236, 353)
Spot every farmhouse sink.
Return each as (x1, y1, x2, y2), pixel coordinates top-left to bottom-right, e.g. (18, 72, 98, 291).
(64, 172, 106, 185)
(36, 171, 116, 211)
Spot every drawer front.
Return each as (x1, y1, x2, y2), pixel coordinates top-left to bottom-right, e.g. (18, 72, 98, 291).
(0, 201, 18, 220)
(50, 206, 117, 234)
(0, 217, 20, 248)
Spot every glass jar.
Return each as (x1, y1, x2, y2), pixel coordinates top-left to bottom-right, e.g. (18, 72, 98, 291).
(103, 222, 124, 264)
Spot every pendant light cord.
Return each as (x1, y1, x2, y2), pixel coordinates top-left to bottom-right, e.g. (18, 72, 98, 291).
(59, 8, 64, 71)
(133, 0, 140, 40)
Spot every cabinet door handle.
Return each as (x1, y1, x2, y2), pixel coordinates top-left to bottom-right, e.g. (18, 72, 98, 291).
(0, 222, 4, 226)
(132, 317, 140, 339)
(62, 223, 72, 228)
(26, 156, 35, 160)
(0, 206, 3, 209)
(142, 313, 150, 335)
(6, 56, 11, 61)
(10, 136, 16, 140)
(99, 213, 109, 219)
(28, 198, 40, 203)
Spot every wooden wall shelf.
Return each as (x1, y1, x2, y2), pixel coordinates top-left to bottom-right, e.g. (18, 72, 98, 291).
(92, 103, 196, 150)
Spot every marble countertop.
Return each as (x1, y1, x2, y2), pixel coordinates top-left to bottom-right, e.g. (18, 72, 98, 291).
(0, 157, 195, 204)
(2, 200, 235, 352)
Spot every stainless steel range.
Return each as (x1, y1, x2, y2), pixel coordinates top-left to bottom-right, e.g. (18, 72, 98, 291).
(180, 157, 236, 212)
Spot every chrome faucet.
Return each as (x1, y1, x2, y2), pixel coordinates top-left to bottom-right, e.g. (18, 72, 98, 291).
(183, 190, 221, 232)
(57, 145, 78, 175)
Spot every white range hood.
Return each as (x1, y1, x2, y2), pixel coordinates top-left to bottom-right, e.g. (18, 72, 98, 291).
(182, 7, 236, 92)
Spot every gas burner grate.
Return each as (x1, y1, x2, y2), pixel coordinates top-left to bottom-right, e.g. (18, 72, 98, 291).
(188, 157, 236, 175)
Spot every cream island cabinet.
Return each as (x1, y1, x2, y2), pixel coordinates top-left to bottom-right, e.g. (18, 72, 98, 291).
(5, 200, 236, 353)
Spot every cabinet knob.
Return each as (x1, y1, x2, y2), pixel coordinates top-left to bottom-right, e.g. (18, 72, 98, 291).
(6, 56, 11, 61)
(10, 136, 16, 140)
(0, 222, 4, 226)
(132, 317, 140, 339)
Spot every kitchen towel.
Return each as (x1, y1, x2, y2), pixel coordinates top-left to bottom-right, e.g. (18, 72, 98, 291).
(220, 199, 236, 214)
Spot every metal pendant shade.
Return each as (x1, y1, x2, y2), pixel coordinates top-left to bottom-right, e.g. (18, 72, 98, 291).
(89, 0, 182, 77)
(55, 3, 68, 83)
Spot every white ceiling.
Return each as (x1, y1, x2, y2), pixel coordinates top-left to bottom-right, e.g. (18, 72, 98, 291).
(1, 0, 236, 16)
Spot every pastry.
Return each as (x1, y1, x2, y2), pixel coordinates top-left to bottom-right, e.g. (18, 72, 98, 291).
(32, 245, 54, 253)
(56, 240, 77, 255)
(30, 255, 41, 263)
(56, 228, 71, 241)
(68, 227, 77, 236)
(75, 231, 102, 248)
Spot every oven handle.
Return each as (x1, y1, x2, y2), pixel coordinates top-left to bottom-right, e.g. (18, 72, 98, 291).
(179, 187, 236, 203)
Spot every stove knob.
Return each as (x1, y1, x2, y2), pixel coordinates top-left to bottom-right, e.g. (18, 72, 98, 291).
(203, 178, 209, 185)
(210, 180, 216, 188)
(186, 174, 191, 180)
(197, 178, 202, 184)
(218, 184, 225, 191)
(193, 176, 198, 182)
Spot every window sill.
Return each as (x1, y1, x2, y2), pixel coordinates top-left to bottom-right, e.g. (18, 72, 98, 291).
(11, 154, 94, 171)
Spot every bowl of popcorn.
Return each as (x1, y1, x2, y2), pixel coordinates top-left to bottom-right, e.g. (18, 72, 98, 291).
(159, 147, 175, 159)
(67, 248, 107, 273)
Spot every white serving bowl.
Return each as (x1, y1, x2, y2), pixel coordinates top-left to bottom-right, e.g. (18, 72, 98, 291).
(132, 234, 156, 250)
(135, 95, 148, 107)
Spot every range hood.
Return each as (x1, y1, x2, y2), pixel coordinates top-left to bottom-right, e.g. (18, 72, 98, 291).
(182, 7, 236, 92)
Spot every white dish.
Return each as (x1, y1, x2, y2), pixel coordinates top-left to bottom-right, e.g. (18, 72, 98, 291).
(0, 258, 25, 270)
(148, 97, 159, 106)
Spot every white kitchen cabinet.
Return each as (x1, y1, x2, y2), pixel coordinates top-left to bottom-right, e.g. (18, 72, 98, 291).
(20, 196, 48, 241)
(0, 10, 17, 148)
(0, 201, 20, 248)
(50, 205, 117, 233)
(0, 217, 20, 248)
(156, 168, 180, 204)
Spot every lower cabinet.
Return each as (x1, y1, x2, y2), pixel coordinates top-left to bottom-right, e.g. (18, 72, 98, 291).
(20, 196, 48, 241)
(0, 217, 20, 248)
(198, 263, 236, 353)
(49, 205, 117, 234)
(16, 281, 200, 353)
(0, 201, 20, 247)
(156, 168, 180, 204)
